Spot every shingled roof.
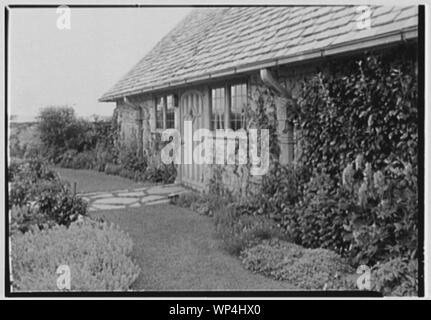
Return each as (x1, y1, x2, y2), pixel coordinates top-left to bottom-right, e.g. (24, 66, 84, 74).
(100, 6, 418, 102)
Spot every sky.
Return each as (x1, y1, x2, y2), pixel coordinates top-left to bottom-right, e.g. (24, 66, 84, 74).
(9, 7, 192, 121)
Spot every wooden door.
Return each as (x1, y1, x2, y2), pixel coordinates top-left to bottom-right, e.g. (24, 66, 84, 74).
(179, 90, 206, 190)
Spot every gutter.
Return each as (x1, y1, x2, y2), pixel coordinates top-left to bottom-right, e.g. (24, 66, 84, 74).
(100, 26, 418, 102)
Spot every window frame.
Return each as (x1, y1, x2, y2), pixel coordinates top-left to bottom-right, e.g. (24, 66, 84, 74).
(230, 82, 247, 131)
(154, 94, 176, 131)
(155, 96, 165, 130)
(210, 79, 248, 131)
(210, 87, 226, 130)
(166, 95, 175, 129)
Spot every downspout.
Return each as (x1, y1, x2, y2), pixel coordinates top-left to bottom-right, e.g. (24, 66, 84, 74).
(260, 68, 295, 164)
(123, 96, 144, 158)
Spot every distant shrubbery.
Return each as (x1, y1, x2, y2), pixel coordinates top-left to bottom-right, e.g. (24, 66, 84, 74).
(32, 106, 176, 184)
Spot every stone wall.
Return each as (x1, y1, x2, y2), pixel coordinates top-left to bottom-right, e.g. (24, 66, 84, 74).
(115, 94, 168, 171)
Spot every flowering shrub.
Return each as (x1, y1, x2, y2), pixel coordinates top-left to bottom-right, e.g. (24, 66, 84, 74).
(341, 156, 417, 266)
(241, 239, 354, 290)
(8, 159, 87, 228)
(36, 181, 88, 226)
(11, 219, 140, 291)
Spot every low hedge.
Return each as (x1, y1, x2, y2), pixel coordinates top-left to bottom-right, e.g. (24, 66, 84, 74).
(11, 219, 140, 292)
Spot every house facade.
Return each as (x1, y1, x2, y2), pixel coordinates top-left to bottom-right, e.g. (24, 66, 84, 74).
(100, 6, 418, 194)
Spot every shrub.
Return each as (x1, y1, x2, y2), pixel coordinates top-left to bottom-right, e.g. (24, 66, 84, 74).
(119, 168, 136, 180)
(9, 205, 55, 235)
(214, 203, 286, 256)
(8, 159, 87, 226)
(241, 239, 354, 290)
(38, 106, 91, 161)
(281, 171, 351, 255)
(371, 257, 417, 296)
(11, 219, 140, 291)
(342, 157, 418, 265)
(296, 49, 418, 178)
(36, 181, 88, 226)
(118, 141, 147, 173)
(8, 158, 58, 184)
(171, 192, 228, 216)
(144, 162, 176, 184)
(58, 150, 97, 169)
(8, 160, 61, 209)
(104, 163, 122, 175)
(257, 162, 310, 219)
(95, 146, 116, 172)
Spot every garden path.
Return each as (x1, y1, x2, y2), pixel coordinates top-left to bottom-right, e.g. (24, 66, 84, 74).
(79, 184, 187, 211)
(55, 167, 296, 290)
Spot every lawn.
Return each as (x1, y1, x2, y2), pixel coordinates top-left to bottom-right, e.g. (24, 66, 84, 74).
(53, 167, 151, 193)
(91, 204, 296, 291)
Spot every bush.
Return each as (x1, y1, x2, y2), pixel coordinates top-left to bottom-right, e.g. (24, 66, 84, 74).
(171, 192, 228, 216)
(8, 159, 87, 227)
(8, 158, 58, 184)
(58, 150, 97, 169)
(8, 160, 60, 209)
(119, 143, 147, 173)
(104, 163, 122, 175)
(256, 162, 310, 219)
(144, 162, 176, 184)
(341, 157, 418, 266)
(241, 239, 354, 290)
(36, 180, 88, 226)
(296, 49, 418, 178)
(214, 203, 286, 256)
(9, 205, 55, 235)
(38, 106, 91, 161)
(281, 171, 351, 255)
(11, 219, 140, 291)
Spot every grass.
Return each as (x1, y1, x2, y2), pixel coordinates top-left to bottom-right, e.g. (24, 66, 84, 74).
(91, 204, 296, 291)
(53, 167, 151, 193)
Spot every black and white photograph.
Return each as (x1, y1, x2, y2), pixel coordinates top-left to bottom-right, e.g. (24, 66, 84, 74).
(2, 1, 427, 302)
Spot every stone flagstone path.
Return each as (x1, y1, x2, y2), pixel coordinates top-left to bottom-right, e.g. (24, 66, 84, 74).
(79, 184, 187, 212)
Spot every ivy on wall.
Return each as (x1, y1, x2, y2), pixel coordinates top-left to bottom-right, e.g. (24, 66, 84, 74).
(295, 46, 418, 180)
